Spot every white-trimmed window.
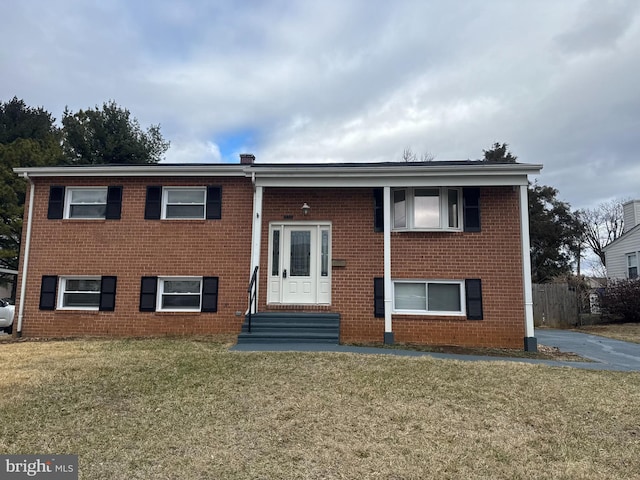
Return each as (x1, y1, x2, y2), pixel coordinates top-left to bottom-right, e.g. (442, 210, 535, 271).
(392, 188, 461, 230)
(65, 187, 108, 219)
(162, 188, 206, 219)
(158, 277, 202, 311)
(628, 253, 638, 279)
(59, 277, 101, 310)
(393, 280, 465, 315)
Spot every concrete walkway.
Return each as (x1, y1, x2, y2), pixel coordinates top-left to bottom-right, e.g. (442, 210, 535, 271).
(231, 330, 640, 372)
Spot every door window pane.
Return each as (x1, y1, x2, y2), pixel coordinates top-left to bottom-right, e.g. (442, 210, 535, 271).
(414, 189, 440, 228)
(272, 230, 280, 276)
(394, 283, 426, 310)
(290, 231, 311, 276)
(321, 230, 329, 277)
(428, 283, 461, 311)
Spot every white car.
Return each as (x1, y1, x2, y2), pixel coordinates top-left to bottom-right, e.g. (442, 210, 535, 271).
(0, 299, 14, 334)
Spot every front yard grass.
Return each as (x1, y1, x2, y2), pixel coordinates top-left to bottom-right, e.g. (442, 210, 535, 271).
(1, 338, 639, 479)
(576, 322, 640, 344)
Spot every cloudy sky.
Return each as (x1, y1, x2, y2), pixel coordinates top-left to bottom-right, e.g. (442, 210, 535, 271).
(1, 0, 639, 211)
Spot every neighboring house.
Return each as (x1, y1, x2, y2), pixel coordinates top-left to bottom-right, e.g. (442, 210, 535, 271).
(0, 267, 18, 300)
(603, 200, 640, 280)
(13, 156, 542, 350)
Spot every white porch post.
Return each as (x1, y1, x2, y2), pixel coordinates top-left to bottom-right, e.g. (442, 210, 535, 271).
(249, 185, 263, 314)
(383, 186, 394, 344)
(519, 184, 537, 351)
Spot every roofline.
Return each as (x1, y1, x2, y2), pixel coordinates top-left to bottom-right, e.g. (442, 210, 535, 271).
(602, 223, 640, 251)
(246, 162, 543, 178)
(13, 164, 247, 177)
(14, 161, 542, 178)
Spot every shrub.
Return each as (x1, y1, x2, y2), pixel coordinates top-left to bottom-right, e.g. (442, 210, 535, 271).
(599, 279, 640, 323)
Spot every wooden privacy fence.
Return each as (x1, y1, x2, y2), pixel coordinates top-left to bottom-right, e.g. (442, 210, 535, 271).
(532, 283, 578, 328)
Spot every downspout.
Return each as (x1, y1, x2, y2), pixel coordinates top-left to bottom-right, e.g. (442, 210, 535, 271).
(383, 186, 393, 344)
(16, 172, 35, 337)
(519, 184, 537, 351)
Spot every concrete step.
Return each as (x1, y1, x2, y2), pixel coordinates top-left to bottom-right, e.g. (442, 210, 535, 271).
(238, 312, 340, 344)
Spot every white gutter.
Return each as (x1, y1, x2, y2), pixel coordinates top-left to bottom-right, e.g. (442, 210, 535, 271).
(16, 173, 35, 337)
(519, 184, 536, 351)
(383, 186, 393, 344)
(246, 162, 543, 177)
(14, 164, 247, 177)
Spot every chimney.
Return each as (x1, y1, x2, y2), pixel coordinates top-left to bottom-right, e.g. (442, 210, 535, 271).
(240, 153, 255, 165)
(623, 199, 640, 233)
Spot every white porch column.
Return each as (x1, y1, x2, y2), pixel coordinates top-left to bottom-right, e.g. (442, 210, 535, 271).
(249, 185, 263, 314)
(383, 186, 394, 344)
(519, 184, 537, 351)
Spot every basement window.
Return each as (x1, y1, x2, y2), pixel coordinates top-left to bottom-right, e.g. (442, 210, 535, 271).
(393, 280, 464, 315)
(158, 277, 202, 311)
(59, 277, 101, 309)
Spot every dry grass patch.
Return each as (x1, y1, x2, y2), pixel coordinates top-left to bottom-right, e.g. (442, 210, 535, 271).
(350, 342, 588, 362)
(577, 323, 640, 344)
(1, 338, 639, 479)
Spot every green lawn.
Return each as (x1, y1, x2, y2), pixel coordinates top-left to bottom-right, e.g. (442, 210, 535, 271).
(1, 338, 639, 479)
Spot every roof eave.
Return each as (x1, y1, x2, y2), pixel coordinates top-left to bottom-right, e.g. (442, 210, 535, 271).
(13, 165, 247, 177)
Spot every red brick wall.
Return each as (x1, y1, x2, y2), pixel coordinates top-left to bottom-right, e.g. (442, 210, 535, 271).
(17, 178, 525, 348)
(260, 186, 525, 348)
(16, 176, 253, 337)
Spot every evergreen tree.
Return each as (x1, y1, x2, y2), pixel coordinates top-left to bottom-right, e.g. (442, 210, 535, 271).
(62, 100, 169, 164)
(0, 98, 64, 282)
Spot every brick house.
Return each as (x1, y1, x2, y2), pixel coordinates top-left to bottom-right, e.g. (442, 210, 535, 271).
(13, 156, 542, 350)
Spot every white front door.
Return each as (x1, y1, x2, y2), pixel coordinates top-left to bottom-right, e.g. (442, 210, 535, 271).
(268, 223, 331, 305)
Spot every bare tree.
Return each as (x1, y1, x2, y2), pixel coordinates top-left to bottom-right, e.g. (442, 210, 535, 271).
(580, 200, 626, 267)
(402, 147, 435, 162)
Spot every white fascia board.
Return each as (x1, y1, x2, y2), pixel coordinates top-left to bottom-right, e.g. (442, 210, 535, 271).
(250, 163, 542, 188)
(13, 165, 247, 177)
(255, 173, 533, 188)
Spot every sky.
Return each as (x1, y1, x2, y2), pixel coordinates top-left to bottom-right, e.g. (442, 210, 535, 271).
(1, 0, 639, 212)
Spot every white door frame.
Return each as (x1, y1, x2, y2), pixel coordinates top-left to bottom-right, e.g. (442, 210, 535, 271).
(267, 222, 332, 305)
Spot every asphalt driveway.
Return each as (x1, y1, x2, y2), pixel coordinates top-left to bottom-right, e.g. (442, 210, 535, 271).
(536, 329, 640, 372)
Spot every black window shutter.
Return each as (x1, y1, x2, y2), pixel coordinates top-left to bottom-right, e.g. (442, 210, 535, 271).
(202, 276, 219, 312)
(105, 186, 123, 220)
(39, 275, 58, 310)
(139, 276, 158, 311)
(206, 186, 222, 220)
(47, 186, 65, 219)
(465, 279, 483, 320)
(373, 188, 384, 232)
(99, 276, 117, 311)
(374, 277, 385, 318)
(144, 186, 162, 220)
(463, 188, 481, 232)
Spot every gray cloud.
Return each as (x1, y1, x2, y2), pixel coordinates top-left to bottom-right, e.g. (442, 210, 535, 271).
(1, 0, 639, 209)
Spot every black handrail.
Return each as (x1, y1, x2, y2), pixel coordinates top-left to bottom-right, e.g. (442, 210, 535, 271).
(247, 266, 259, 333)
